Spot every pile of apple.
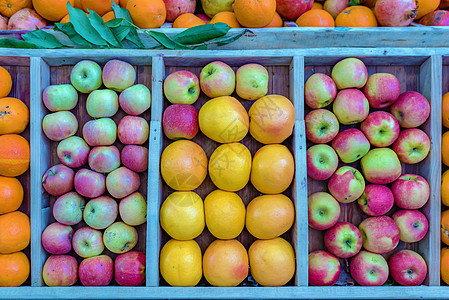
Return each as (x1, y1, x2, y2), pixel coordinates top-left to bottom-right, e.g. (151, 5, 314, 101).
(306, 58, 431, 286)
(40, 59, 151, 287)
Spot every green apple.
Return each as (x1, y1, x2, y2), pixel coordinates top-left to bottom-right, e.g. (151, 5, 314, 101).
(360, 148, 402, 184)
(70, 60, 102, 93)
(103, 222, 138, 254)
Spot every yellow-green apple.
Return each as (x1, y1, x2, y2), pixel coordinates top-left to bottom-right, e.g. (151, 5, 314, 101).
(164, 0, 196, 21)
(57, 136, 90, 168)
(102, 59, 136, 92)
(359, 216, 400, 254)
(115, 250, 146, 286)
(323, 0, 349, 18)
(42, 111, 78, 141)
(324, 222, 363, 258)
(201, 0, 233, 18)
(304, 73, 337, 109)
(103, 222, 138, 254)
(331, 128, 370, 163)
(276, 0, 314, 20)
(388, 250, 427, 286)
(121, 145, 149, 173)
(119, 192, 147, 226)
(328, 166, 365, 203)
(70, 60, 102, 93)
(72, 226, 104, 258)
(331, 58, 368, 89)
(106, 167, 141, 199)
(163, 71, 200, 104)
(360, 111, 400, 147)
(392, 128, 430, 164)
(349, 251, 389, 286)
(119, 84, 152, 116)
(360, 148, 402, 184)
(41, 222, 73, 255)
(53, 192, 85, 226)
(235, 63, 268, 101)
(332, 89, 369, 125)
(308, 192, 341, 230)
(42, 255, 78, 287)
(86, 89, 119, 118)
(118, 116, 149, 145)
(83, 196, 118, 230)
(305, 109, 339, 143)
(42, 164, 75, 196)
(390, 91, 430, 128)
(306, 144, 338, 180)
(88, 146, 121, 173)
(363, 73, 400, 108)
(43, 84, 78, 112)
(82, 118, 117, 146)
(308, 250, 341, 286)
(162, 104, 199, 140)
(74, 168, 106, 198)
(391, 174, 430, 209)
(199, 61, 235, 98)
(392, 210, 428, 243)
(79, 255, 113, 286)
(357, 185, 394, 217)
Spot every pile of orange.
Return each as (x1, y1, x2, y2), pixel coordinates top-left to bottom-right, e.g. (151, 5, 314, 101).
(0, 66, 30, 287)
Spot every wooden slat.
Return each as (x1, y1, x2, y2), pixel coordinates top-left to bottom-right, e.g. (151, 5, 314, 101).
(151, 56, 165, 122)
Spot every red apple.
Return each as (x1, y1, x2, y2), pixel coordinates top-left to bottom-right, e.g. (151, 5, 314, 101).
(72, 226, 104, 258)
(363, 73, 400, 108)
(359, 216, 400, 254)
(328, 166, 365, 203)
(79, 255, 114, 286)
(118, 116, 149, 145)
(350, 250, 389, 286)
(331, 58, 368, 90)
(391, 174, 430, 209)
(106, 167, 141, 199)
(388, 250, 427, 286)
(74, 168, 106, 198)
(121, 145, 149, 173)
(102, 59, 136, 93)
(162, 104, 199, 140)
(306, 144, 338, 181)
(276, 0, 313, 20)
(115, 250, 146, 286)
(360, 148, 402, 184)
(57, 136, 90, 168)
(304, 73, 337, 109)
(357, 185, 394, 217)
(390, 91, 430, 128)
(305, 109, 339, 144)
(42, 255, 78, 287)
(42, 164, 75, 197)
(196, 14, 210, 23)
(332, 89, 369, 125)
(392, 128, 430, 164)
(164, 0, 196, 21)
(308, 250, 341, 286)
(331, 128, 370, 163)
(392, 210, 429, 243)
(324, 222, 363, 258)
(308, 192, 341, 231)
(41, 222, 73, 255)
(164, 70, 200, 104)
(88, 146, 121, 173)
(360, 111, 400, 147)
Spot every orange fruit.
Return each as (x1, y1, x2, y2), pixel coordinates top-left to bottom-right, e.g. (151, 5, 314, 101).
(416, 0, 440, 19)
(248, 95, 295, 144)
(0, 66, 12, 98)
(248, 237, 295, 286)
(160, 140, 207, 191)
(335, 5, 378, 27)
(204, 190, 246, 239)
(160, 239, 202, 286)
(0, 251, 30, 287)
(120, 0, 131, 8)
(441, 247, 449, 285)
(442, 209, 449, 246)
(127, 0, 166, 29)
(264, 11, 283, 27)
(0, 97, 29, 135)
(234, 0, 276, 27)
(443, 131, 449, 167)
(210, 11, 242, 28)
(0, 176, 24, 214)
(0, 0, 32, 18)
(296, 9, 335, 27)
(443, 170, 449, 207)
(160, 191, 205, 240)
(173, 13, 205, 28)
(74, 0, 82, 8)
(0, 211, 30, 254)
(32, 0, 75, 22)
(443, 92, 449, 128)
(246, 194, 295, 239)
(250, 144, 295, 194)
(312, 2, 323, 9)
(0, 134, 30, 177)
(59, 14, 70, 23)
(102, 11, 115, 22)
(81, 0, 119, 16)
(203, 239, 249, 287)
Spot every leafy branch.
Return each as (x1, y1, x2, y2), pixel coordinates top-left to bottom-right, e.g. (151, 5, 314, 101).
(0, 1, 250, 50)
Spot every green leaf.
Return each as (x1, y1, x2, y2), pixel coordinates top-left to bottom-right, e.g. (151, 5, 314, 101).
(66, 2, 107, 46)
(105, 18, 123, 28)
(349, 0, 364, 5)
(146, 31, 188, 49)
(54, 22, 92, 48)
(0, 38, 38, 49)
(112, 1, 132, 23)
(125, 28, 145, 48)
(211, 28, 249, 47)
(21, 30, 66, 49)
(111, 25, 131, 42)
(173, 23, 230, 45)
(87, 9, 122, 48)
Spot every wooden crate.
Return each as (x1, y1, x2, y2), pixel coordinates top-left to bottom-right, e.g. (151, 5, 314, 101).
(0, 50, 445, 299)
